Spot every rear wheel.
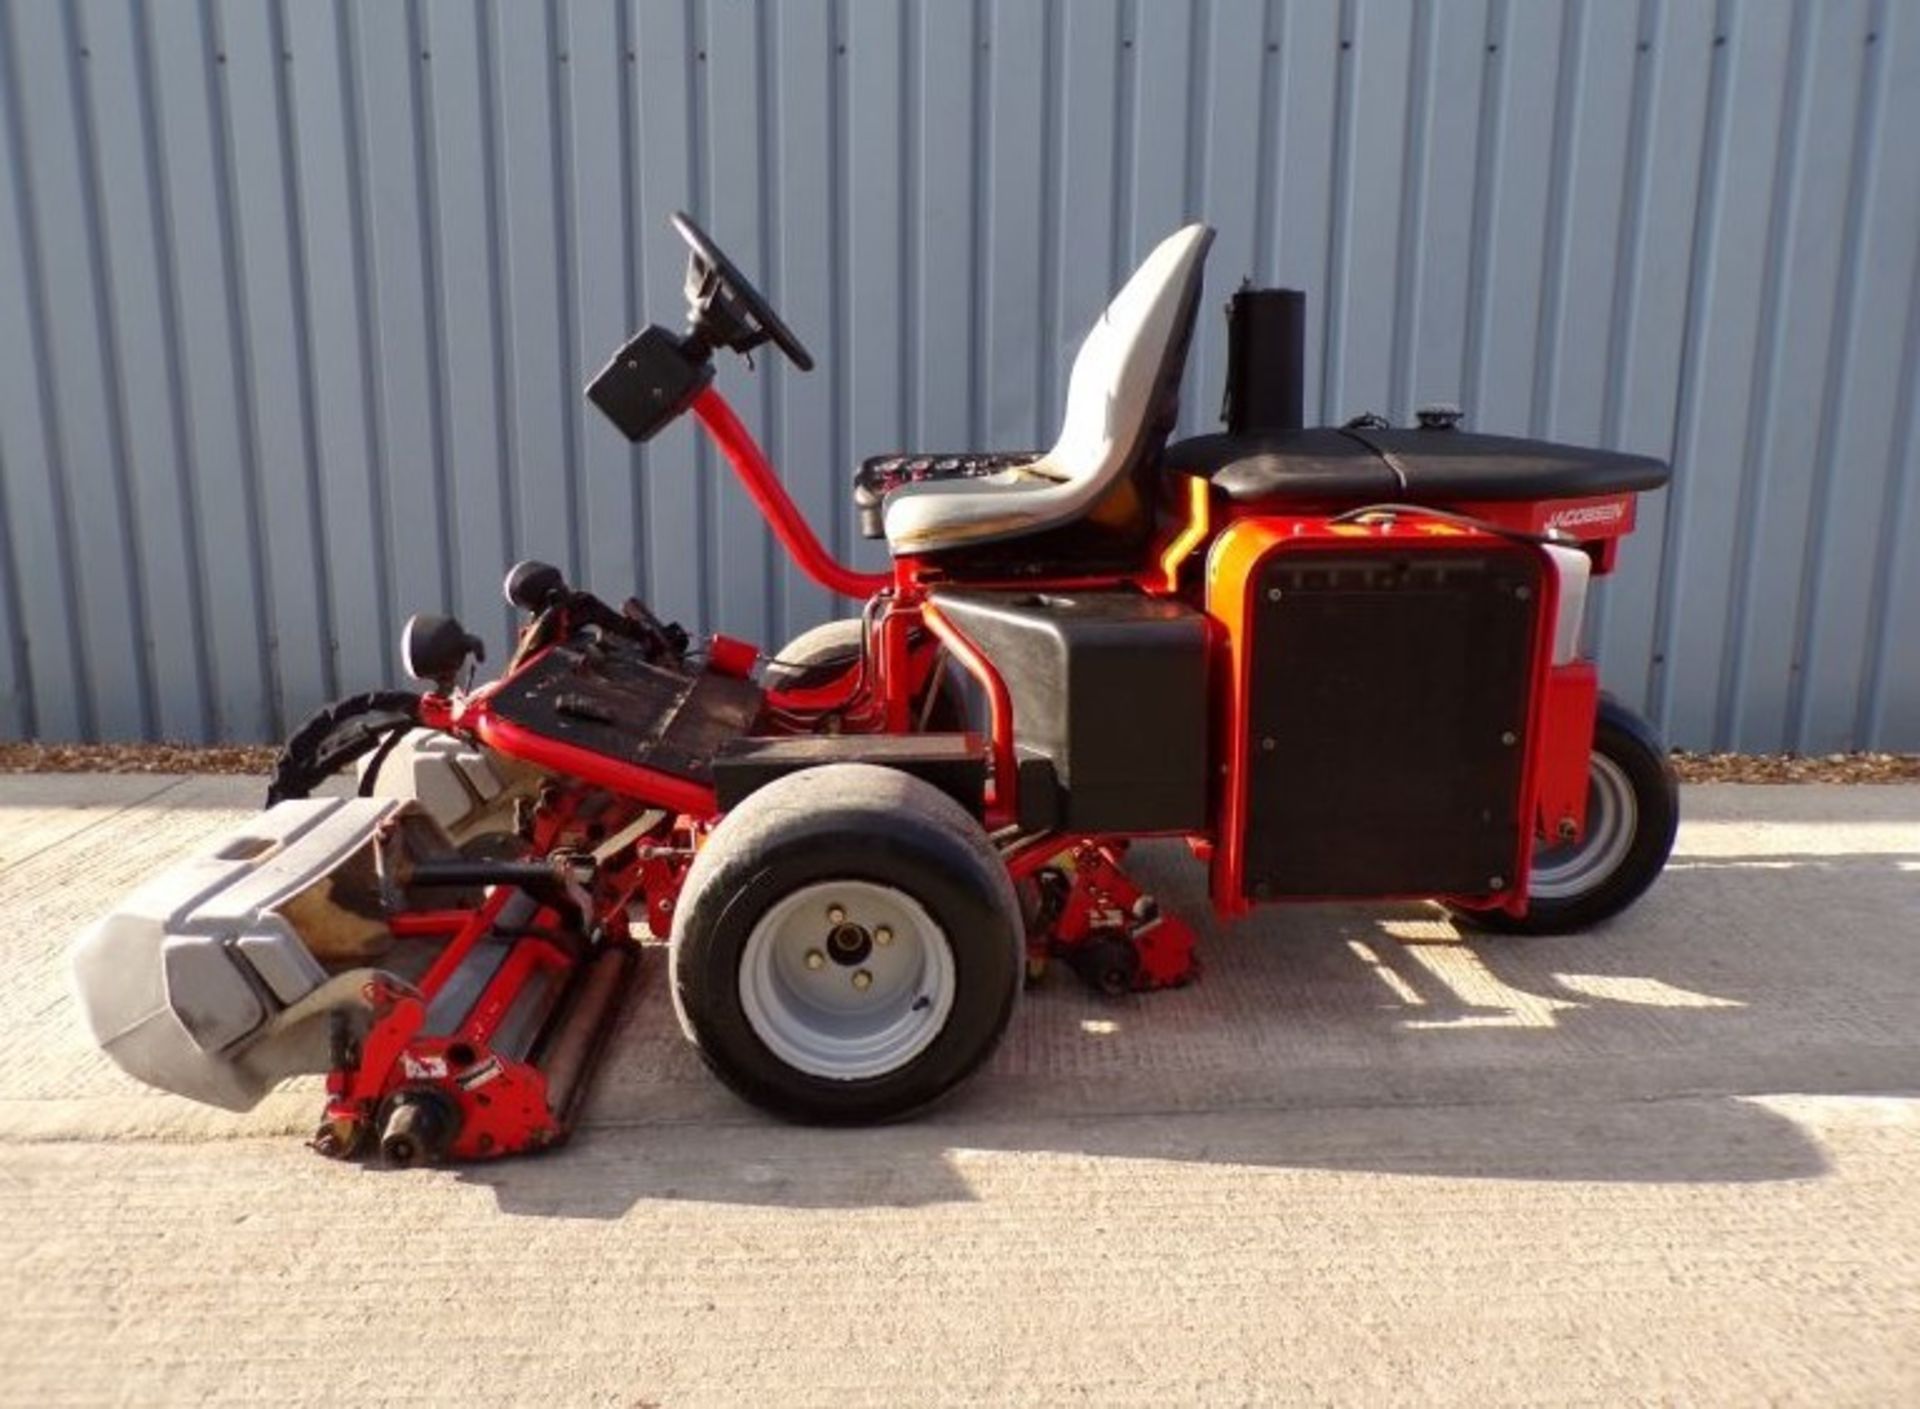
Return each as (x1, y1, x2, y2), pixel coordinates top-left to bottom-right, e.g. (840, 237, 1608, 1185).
(266, 691, 421, 805)
(1447, 697, 1678, 935)
(670, 763, 1022, 1122)
(763, 617, 966, 730)
(266, 694, 531, 853)
(761, 618, 871, 692)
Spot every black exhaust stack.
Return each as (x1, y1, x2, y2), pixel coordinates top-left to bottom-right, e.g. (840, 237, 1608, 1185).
(1221, 287, 1306, 435)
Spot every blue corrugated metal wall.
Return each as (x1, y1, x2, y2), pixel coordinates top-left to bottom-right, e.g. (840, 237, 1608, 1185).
(1, 0, 1916, 749)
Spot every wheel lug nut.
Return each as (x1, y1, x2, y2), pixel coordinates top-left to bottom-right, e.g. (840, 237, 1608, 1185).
(827, 905, 847, 925)
(805, 949, 826, 970)
(874, 926, 893, 947)
(851, 969, 873, 991)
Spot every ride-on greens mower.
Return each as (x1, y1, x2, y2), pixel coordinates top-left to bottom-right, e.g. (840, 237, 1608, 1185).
(73, 215, 1678, 1162)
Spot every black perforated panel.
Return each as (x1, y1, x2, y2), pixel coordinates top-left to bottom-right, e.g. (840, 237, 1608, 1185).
(1241, 546, 1542, 899)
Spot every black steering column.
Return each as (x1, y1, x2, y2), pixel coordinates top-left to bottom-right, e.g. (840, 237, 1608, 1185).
(587, 211, 812, 443)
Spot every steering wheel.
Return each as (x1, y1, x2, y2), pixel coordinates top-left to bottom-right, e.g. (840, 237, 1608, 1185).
(671, 211, 814, 372)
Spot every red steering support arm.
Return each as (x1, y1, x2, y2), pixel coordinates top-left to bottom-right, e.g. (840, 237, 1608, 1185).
(691, 388, 893, 601)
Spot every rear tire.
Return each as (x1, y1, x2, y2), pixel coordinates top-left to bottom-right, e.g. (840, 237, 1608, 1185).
(670, 764, 1022, 1123)
(266, 691, 421, 805)
(763, 617, 966, 730)
(1447, 696, 1678, 935)
(761, 618, 871, 692)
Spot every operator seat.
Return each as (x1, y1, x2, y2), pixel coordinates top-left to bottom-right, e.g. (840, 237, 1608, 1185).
(878, 224, 1214, 572)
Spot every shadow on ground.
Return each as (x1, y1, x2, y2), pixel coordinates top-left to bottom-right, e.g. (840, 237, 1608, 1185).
(13, 775, 1908, 1216)
(450, 829, 1920, 1217)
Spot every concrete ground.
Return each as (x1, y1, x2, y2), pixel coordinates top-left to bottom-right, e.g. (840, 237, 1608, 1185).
(1, 776, 1916, 1407)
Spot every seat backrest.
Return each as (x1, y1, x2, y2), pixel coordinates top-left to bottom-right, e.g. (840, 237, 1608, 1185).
(881, 223, 1213, 571)
(1047, 223, 1214, 504)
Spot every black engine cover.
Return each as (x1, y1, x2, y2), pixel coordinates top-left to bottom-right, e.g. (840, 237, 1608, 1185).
(1240, 546, 1542, 899)
(929, 589, 1210, 834)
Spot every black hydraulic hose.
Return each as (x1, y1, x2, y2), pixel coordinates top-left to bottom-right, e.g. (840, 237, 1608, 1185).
(1327, 502, 1572, 549)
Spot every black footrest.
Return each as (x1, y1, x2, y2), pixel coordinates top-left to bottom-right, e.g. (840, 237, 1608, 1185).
(486, 634, 762, 782)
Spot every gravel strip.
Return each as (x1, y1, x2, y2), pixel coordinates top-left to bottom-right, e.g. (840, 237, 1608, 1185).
(1669, 751, 1920, 784)
(4, 740, 1917, 785)
(0, 742, 280, 776)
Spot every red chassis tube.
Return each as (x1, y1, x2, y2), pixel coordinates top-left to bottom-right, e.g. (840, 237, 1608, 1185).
(919, 598, 1019, 827)
(419, 689, 717, 818)
(691, 387, 892, 601)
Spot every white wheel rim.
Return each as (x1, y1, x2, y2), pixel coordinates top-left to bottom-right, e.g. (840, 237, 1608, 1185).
(739, 880, 957, 1081)
(1530, 752, 1638, 902)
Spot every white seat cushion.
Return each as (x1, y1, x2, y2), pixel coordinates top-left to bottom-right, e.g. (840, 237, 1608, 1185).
(882, 224, 1213, 556)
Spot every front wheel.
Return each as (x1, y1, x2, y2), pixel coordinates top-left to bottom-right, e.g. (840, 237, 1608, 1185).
(670, 763, 1023, 1122)
(1447, 696, 1678, 935)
